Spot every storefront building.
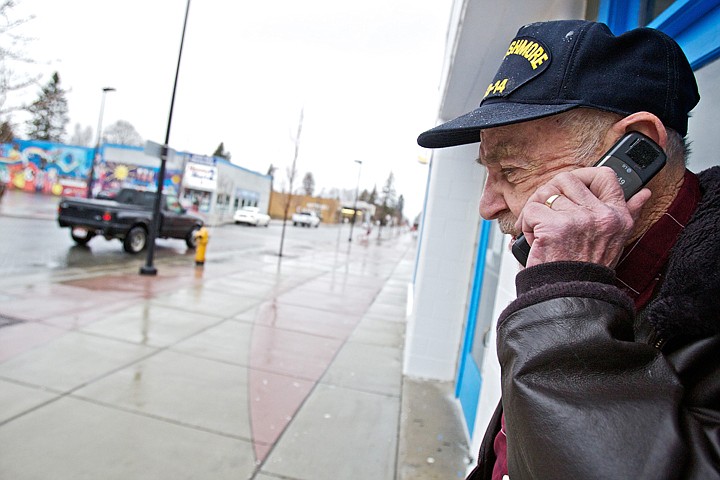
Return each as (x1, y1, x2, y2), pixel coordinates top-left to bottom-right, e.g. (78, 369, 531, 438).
(268, 191, 341, 223)
(405, 0, 720, 468)
(0, 140, 271, 226)
(180, 153, 272, 226)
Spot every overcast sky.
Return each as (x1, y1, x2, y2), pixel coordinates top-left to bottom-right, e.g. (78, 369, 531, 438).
(10, 0, 452, 217)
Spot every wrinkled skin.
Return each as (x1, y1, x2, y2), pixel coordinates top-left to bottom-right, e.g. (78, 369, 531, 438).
(477, 114, 653, 269)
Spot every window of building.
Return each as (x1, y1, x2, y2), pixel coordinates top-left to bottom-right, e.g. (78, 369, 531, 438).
(640, 0, 675, 24)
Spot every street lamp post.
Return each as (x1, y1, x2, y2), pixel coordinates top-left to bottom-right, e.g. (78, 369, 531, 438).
(86, 87, 116, 198)
(348, 159, 363, 242)
(140, 0, 191, 276)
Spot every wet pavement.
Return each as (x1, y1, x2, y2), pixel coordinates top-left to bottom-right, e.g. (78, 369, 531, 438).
(0, 191, 470, 479)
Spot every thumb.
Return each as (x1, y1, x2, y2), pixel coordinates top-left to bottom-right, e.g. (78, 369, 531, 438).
(626, 188, 652, 221)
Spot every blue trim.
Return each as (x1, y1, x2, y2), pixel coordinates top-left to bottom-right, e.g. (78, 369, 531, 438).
(454, 219, 492, 434)
(412, 157, 433, 285)
(215, 156, 272, 180)
(598, 0, 642, 34)
(104, 142, 142, 152)
(457, 353, 482, 435)
(648, 0, 720, 69)
(598, 0, 720, 69)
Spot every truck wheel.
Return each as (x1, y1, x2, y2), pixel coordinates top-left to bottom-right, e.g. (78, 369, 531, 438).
(123, 226, 147, 254)
(186, 226, 200, 249)
(71, 229, 95, 246)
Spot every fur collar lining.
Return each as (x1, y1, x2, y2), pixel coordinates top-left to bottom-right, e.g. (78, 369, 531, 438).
(645, 167, 720, 339)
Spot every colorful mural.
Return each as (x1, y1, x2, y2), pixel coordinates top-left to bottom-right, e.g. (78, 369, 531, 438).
(0, 140, 183, 198)
(92, 161, 182, 197)
(0, 140, 91, 197)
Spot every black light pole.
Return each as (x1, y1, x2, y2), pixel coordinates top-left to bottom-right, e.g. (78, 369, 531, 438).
(86, 87, 115, 198)
(140, 0, 191, 276)
(348, 159, 362, 242)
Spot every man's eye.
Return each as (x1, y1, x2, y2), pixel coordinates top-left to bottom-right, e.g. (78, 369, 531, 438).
(500, 167, 516, 177)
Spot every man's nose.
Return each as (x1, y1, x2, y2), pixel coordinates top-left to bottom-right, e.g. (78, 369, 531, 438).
(478, 180, 506, 220)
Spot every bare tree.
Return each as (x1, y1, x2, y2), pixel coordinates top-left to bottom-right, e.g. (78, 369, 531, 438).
(103, 119, 143, 146)
(0, 1, 39, 119)
(69, 123, 93, 146)
(279, 108, 303, 257)
(0, 119, 14, 142)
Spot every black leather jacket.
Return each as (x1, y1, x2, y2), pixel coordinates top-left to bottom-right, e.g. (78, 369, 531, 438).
(469, 167, 720, 479)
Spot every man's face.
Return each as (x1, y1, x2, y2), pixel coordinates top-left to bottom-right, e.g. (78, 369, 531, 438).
(477, 116, 588, 237)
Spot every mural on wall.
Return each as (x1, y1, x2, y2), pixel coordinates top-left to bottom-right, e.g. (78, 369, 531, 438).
(0, 140, 92, 197)
(0, 140, 183, 197)
(94, 161, 183, 197)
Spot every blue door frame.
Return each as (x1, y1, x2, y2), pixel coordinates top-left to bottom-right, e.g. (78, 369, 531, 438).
(455, 220, 492, 436)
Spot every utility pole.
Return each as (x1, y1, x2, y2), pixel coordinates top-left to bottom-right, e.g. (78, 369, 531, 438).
(140, 0, 191, 276)
(348, 160, 363, 242)
(86, 87, 115, 198)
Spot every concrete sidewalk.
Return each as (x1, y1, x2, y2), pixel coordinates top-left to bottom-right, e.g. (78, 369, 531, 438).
(0, 204, 470, 479)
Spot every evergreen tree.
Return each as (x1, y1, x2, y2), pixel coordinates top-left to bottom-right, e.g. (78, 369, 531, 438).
(381, 172, 396, 208)
(368, 185, 378, 204)
(25, 72, 69, 142)
(378, 172, 397, 225)
(302, 172, 315, 196)
(396, 194, 405, 219)
(212, 142, 231, 160)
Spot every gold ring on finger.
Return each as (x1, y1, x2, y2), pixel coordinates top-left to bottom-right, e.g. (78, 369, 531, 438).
(544, 194, 562, 209)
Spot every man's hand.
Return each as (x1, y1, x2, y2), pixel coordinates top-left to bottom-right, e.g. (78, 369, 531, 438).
(515, 167, 651, 268)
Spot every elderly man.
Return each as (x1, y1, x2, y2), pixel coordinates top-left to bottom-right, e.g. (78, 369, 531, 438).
(418, 20, 720, 479)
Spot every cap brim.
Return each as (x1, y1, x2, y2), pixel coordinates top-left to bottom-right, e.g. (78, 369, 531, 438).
(417, 102, 579, 148)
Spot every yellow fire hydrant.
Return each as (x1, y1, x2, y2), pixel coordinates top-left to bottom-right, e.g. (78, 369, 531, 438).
(194, 226, 209, 266)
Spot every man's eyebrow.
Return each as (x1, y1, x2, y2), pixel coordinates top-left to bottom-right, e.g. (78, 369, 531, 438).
(476, 141, 527, 166)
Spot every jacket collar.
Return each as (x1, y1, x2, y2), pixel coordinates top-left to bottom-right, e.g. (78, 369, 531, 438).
(645, 166, 720, 341)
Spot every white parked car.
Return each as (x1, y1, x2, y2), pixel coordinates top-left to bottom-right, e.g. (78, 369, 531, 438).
(292, 211, 320, 228)
(233, 206, 271, 226)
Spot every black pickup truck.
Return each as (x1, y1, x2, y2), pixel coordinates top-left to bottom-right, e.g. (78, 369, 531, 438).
(57, 188, 204, 254)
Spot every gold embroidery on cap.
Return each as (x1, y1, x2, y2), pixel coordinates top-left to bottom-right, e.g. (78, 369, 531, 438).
(505, 39, 549, 69)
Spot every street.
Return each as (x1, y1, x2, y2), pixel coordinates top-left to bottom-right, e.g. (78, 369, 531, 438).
(0, 189, 385, 279)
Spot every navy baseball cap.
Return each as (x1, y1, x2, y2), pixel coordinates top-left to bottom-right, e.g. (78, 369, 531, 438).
(417, 20, 700, 148)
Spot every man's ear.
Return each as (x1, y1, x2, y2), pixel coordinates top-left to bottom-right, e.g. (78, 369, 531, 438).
(606, 111, 668, 150)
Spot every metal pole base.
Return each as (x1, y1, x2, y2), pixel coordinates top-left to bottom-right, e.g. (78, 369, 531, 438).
(139, 265, 158, 276)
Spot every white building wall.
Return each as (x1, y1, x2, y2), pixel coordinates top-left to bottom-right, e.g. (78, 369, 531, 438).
(209, 160, 271, 226)
(404, 143, 485, 380)
(687, 58, 720, 173)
